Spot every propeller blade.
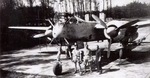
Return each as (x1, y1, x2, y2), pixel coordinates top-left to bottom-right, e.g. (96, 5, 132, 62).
(45, 30, 52, 36)
(119, 49, 123, 60)
(47, 37, 52, 41)
(107, 39, 112, 58)
(117, 19, 140, 30)
(92, 14, 107, 28)
(74, 16, 85, 22)
(33, 29, 52, 38)
(45, 19, 54, 27)
(33, 33, 45, 38)
(74, 15, 96, 23)
(50, 38, 55, 44)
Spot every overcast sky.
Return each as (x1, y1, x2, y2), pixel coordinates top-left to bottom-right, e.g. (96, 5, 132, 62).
(112, 0, 150, 7)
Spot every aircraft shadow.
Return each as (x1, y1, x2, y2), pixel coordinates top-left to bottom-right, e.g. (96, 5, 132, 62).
(94, 50, 150, 74)
(127, 51, 150, 64)
(0, 54, 56, 68)
(0, 69, 54, 78)
(101, 50, 150, 65)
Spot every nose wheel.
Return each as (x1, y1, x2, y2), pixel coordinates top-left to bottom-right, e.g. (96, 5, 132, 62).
(53, 61, 62, 75)
(53, 46, 63, 75)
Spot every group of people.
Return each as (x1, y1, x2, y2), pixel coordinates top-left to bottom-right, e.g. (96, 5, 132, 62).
(71, 43, 104, 75)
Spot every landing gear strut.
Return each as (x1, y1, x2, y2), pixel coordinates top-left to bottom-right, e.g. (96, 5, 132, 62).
(53, 46, 63, 75)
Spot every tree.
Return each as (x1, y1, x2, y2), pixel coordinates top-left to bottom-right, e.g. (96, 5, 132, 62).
(109, 1, 149, 18)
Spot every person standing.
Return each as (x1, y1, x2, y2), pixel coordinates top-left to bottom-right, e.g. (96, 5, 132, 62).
(72, 45, 82, 75)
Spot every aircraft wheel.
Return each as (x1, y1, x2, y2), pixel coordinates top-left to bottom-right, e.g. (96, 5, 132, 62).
(53, 61, 62, 75)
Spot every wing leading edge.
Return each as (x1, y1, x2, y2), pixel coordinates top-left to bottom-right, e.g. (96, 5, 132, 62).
(9, 26, 49, 30)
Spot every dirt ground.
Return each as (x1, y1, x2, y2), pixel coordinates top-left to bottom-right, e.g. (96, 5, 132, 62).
(0, 43, 150, 78)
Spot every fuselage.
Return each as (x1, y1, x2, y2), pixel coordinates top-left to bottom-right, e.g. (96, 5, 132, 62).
(56, 22, 106, 42)
(52, 22, 138, 44)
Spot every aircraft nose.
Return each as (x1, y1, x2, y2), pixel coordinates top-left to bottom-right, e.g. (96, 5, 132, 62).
(52, 23, 64, 38)
(52, 32, 57, 38)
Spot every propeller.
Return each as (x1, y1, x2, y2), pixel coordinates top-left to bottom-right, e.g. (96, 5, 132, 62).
(48, 22, 65, 45)
(92, 14, 141, 58)
(106, 20, 139, 58)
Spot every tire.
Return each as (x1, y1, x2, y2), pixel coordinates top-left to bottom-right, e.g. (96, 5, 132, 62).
(53, 62, 62, 75)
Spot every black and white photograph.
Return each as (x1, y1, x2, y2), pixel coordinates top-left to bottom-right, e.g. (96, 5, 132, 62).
(0, 0, 150, 78)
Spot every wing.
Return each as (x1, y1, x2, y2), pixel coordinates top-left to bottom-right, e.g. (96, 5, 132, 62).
(133, 20, 150, 28)
(107, 19, 150, 29)
(8, 26, 49, 30)
(119, 20, 150, 45)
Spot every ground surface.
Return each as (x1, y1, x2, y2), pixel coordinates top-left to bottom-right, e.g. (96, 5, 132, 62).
(1, 21, 150, 78)
(1, 42, 150, 78)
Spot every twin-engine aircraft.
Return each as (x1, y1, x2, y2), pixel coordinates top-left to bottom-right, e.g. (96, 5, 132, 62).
(9, 14, 150, 75)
